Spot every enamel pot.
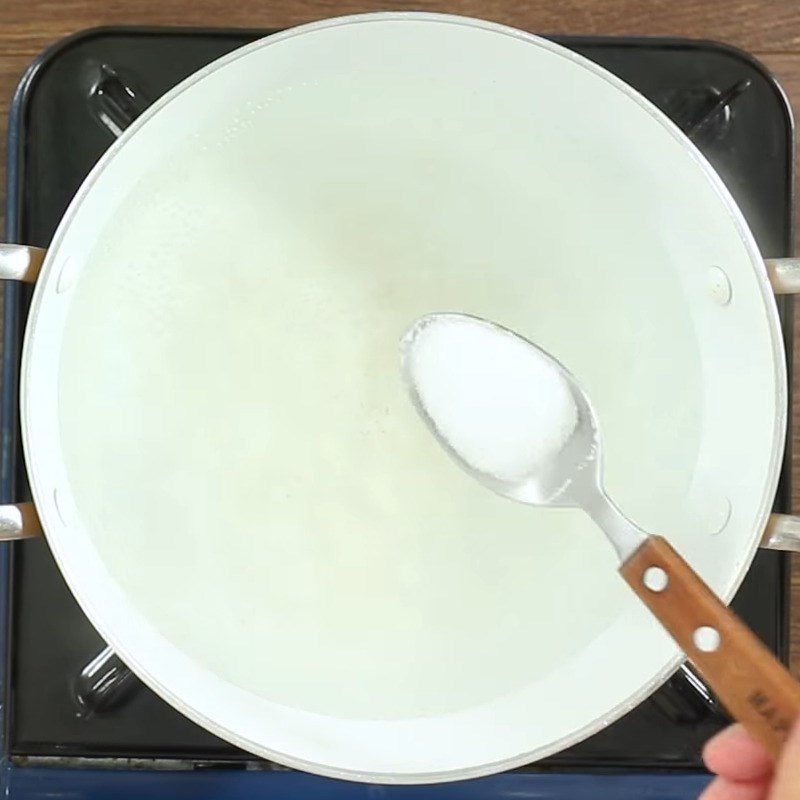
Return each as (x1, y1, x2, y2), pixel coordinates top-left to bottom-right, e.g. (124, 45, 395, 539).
(2, 12, 800, 783)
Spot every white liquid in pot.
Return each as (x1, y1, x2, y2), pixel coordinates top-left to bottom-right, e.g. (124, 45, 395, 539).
(57, 75, 702, 720)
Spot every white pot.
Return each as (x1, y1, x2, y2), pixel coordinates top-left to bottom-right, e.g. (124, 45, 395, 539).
(2, 11, 800, 783)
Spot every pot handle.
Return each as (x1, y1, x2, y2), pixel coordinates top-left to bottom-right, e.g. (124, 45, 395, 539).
(766, 258, 800, 294)
(762, 257, 800, 549)
(762, 514, 800, 552)
(759, 276, 798, 523)
(0, 245, 45, 540)
(0, 243, 45, 284)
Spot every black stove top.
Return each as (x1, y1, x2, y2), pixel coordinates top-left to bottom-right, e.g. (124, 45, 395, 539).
(2, 28, 794, 771)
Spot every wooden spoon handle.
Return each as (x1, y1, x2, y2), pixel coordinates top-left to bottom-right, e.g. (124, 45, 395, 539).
(620, 535, 800, 761)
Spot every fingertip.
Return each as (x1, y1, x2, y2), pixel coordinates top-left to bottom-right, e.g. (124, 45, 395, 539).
(703, 725, 773, 782)
(699, 776, 722, 800)
(698, 776, 769, 800)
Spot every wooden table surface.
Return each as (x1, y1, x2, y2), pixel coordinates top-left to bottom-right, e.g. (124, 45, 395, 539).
(2, 0, 800, 677)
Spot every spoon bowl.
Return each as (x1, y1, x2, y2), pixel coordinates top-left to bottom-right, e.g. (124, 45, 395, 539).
(400, 313, 642, 556)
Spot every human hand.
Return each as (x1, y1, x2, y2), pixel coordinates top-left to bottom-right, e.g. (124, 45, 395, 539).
(701, 722, 800, 799)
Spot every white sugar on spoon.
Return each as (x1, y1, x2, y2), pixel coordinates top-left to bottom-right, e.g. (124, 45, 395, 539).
(400, 311, 800, 760)
(401, 314, 578, 483)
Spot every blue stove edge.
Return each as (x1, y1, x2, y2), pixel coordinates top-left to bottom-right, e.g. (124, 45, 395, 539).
(4, 769, 712, 800)
(0, 34, 714, 800)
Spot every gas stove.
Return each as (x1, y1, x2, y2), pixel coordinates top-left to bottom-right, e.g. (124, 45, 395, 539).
(1, 27, 794, 798)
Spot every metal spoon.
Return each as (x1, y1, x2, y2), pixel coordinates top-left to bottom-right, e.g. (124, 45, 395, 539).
(401, 312, 800, 761)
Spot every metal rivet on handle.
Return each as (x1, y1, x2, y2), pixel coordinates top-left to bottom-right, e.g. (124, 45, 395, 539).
(53, 488, 67, 526)
(708, 495, 732, 536)
(708, 266, 732, 306)
(643, 566, 669, 592)
(56, 256, 78, 294)
(694, 626, 721, 653)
